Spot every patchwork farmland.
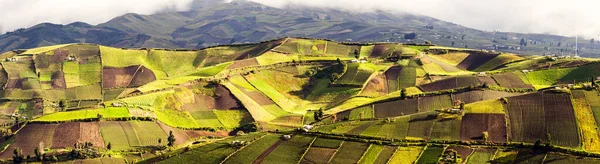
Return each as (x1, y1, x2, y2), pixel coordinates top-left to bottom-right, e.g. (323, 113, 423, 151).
(0, 38, 599, 163)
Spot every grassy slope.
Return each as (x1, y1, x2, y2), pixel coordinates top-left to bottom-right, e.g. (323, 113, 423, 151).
(463, 99, 505, 114)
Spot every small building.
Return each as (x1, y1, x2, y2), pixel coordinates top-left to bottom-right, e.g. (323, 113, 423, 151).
(477, 72, 486, 76)
(282, 135, 292, 140)
(351, 59, 359, 63)
(450, 108, 462, 114)
(302, 125, 314, 132)
(521, 70, 530, 73)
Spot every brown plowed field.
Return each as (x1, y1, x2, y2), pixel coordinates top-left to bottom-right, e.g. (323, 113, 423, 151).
(492, 72, 533, 89)
(361, 74, 387, 96)
(384, 66, 402, 92)
(227, 58, 260, 69)
(157, 121, 190, 145)
(215, 85, 242, 109)
(129, 66, 157, 87)
(301, 147, 337, 164)
(4, 79, 22, 89)
(460, 113, 507, 143)
(373, 99, 418, 118)
(80, 122, 105, 148)
(0, 124, 57, 158)
(369, 45, 389, 58)
(419, 76, 480, 92)
(505, 92, 546, 143)
(51, 49, 69, 63)
(543, 92, 580, 147)
(456, 52, 499, 70)
(52, 122, 81, 148)
(51, 71, 66, 89)
(477, 76, 498, 86)
(452, 90, 521, 104)
(102, 66, 138, 88)
(407, 113, 437, 139)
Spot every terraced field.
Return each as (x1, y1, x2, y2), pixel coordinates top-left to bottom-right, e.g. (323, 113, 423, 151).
(1, 39, 600, 163)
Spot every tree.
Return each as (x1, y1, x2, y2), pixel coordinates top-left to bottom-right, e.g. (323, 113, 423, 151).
(107, 142, 112, 150)
(318, 108, 324, 118)
(520, 38, 526, 46)
(482, 131, 489, 142)
(336, 58, 341, 64)
(354, 49, 359, 59)
(451, 41, 455, 47)
(534, 139, 542, 149)
(59, 99, 67, 110)
(168, 131, 176, 147)
(158, 138, 162, 144)
(459, 102, 465, 110)
(592, 77, 597, 87)
(34, 147, 42, 161)
(13, 148, 23, 163)
(313, 111, 320, 121)
(400, 88, 407, 99)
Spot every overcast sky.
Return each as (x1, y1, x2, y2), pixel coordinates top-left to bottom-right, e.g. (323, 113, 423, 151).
(1, 0, 599, 38)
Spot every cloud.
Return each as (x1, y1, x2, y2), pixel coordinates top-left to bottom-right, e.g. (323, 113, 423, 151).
(0, 0, 193, 33)
(1, 0, 599, 38)
(245, 0, 600, 38)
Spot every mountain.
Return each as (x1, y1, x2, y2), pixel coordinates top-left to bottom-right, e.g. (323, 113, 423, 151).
(1, 0, 600, 57)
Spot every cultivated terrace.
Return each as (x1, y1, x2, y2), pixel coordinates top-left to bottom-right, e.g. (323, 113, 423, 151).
(0, 37, 599, 163)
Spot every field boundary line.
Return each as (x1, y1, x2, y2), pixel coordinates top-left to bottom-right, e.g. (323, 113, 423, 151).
(219, 133, 269, 164)
(296, 136, 317, 164)
(356, 144, 373, 163)
(327, 141, 344, 163)
(385, 146, 401, 164)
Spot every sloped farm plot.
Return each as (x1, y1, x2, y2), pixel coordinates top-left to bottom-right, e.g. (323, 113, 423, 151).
(505, 92, 580, 147)
(452, 90, 521, 104)
(329, 141, 370, 164)
(418, 94, 453, 112)
(418, 76, 480, 92)
(492, 72, 533, 89)
(460, 113, 507, 143)
(456, 52, 499, 71)
(0, 124, 57, 158)
(373, 98, 418, 118)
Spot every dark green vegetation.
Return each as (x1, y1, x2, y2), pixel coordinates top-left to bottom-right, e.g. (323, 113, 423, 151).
(0, 37, 600, 163)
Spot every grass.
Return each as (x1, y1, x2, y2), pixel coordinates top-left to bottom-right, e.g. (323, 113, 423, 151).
(349, 106, 374, 120)
(389, 146, 424, 164)
(223, 134, 282, 164)
(158, 133, 265, 164)
(474, 53, 523, 72)
(224, 82, 277, 121)
(246, 76, 299, 113)
(35, 107, 130, 121)
(213, 110, 253, 130)
(525, 67, 574, 87)
(463, 99, 505, 114)
(311, 137, 343, 148)
(466, 149, 495, 164)
(360, 45, 374, 58)
(100, 46, 167, 79)
(118, 91, 173, 107)
(416, 146, 444, 164)
(190, 111, 225, 128)
(99, 122, 131, 150)
(154, 108, 199, 128)
(188, 62, 232, 77)
(572, 94, 600, 152)
(429, 52, 469, 66)
(359, 144, 384, 164)
(262, 135, 314, 164)
(256, 51, 298, 65)
(22, 44, 71, 54)
(150, 50, 198, 77)
(330, 141, 370, 164)
(130, 121, 167, 146)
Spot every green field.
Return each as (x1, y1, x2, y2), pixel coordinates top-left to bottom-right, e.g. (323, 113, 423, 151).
(416, 146, 445, 164)
(35, 107, 130, 121)
(389, 146, 424, 164)
(261, 135, 314, 164)
(330, 141, 370, 164)
(464, 99, 505, 113)
(223, 134, 282, 164)
(359, 144, 385, 164)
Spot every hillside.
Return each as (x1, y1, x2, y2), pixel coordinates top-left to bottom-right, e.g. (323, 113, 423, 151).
(1, 38, 600, 163)
(3, 0, 600, 58)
